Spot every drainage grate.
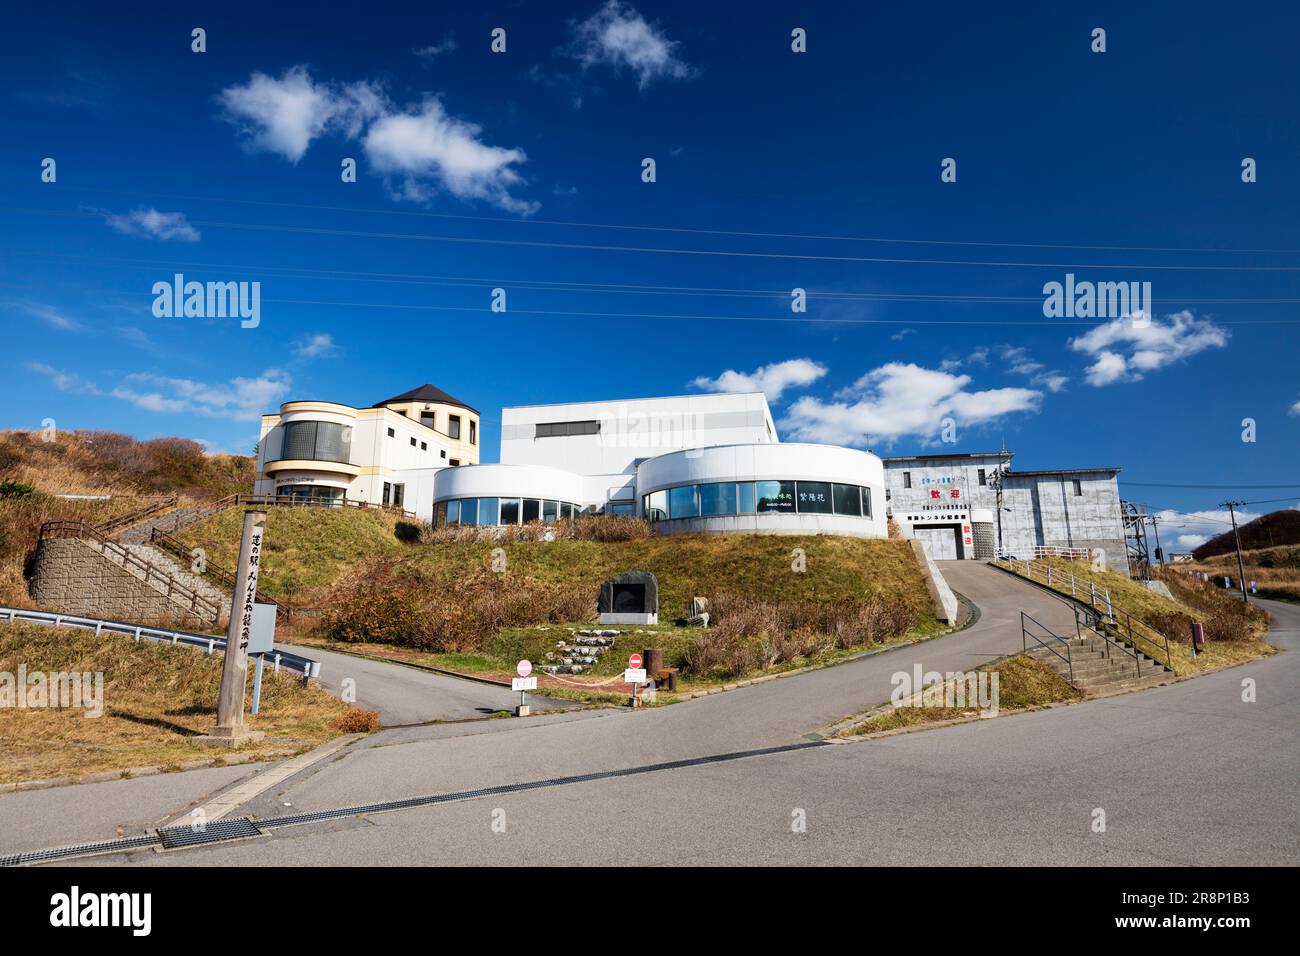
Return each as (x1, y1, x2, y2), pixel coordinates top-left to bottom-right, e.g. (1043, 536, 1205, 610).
(0, 834, 160, 867)
(158, 817, 263, 849)
(259, 740, 828, 830)
(5, 740, 827, 864)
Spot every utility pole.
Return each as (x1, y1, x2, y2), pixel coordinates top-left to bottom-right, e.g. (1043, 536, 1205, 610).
(1150, 514, 1165, 569)
(1221, 500, 1250, 604)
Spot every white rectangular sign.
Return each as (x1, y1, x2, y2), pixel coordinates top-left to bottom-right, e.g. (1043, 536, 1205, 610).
(511, 676, 537, 691)
(624, 668, 647, 684)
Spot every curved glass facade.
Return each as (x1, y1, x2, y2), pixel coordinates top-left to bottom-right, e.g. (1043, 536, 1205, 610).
(435, 497, 582, 527)
(643, 481, 872, 522)
(280, 420, 352, 464)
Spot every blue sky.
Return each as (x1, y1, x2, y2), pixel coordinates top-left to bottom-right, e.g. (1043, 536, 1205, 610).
(2, 1, 1298, 548)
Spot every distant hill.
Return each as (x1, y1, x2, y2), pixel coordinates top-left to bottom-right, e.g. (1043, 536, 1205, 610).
(1192, 509, 1300, 560)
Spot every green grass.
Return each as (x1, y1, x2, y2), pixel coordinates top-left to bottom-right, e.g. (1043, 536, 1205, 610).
(394, 533, 935, 622)
(847, 654, 1084, 735)
(178, 507, 407, 600)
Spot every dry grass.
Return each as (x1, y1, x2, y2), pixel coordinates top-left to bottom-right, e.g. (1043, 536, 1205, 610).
(848, 654, 1084, 735)
(0, 622, 351, 785)
(1189, 545, 1300, 604)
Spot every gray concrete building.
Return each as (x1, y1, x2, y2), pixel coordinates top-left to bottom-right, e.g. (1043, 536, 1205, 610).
(882, 452, 1127, 572)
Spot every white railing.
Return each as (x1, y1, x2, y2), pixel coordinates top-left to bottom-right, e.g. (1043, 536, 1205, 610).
(995, 557, 1113, 616)
(1033, 545, 1093, 560)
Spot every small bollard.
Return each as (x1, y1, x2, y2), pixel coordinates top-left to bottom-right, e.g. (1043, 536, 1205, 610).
(1191, 620, 1205, 655)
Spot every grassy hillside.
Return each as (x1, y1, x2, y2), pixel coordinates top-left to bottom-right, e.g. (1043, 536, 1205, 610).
(0, 622, 353, 784)
(1192, 509, 1300, 560)
(1028, 558, 1271, 673)
(177, 507, 408, 601)
(0, 429, 256, 607)
(1191, 545, 1300, 603)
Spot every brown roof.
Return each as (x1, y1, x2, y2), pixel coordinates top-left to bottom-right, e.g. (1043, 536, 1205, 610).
(372, 384, 478, 415)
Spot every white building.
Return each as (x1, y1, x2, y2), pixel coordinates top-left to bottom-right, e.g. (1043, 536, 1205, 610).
(253, 384, 481, 515)
(249, 384, 1124, 556)
(438, 392, 886, 538)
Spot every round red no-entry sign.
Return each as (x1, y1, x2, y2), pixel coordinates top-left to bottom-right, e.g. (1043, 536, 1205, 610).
(628, 653, 643, 669)
(517, 660, 532, 678)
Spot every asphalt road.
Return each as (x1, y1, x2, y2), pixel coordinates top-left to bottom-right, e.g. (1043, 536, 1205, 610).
(7, 566, 1295, 865)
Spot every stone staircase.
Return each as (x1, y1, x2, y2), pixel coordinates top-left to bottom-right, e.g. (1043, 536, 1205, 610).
(79, 537, 233, 623)
(118, 543, 230, 610)
(1027, 630, 1175, 695)
(117, 504, 222, 544)
(541, 629, 619, 675)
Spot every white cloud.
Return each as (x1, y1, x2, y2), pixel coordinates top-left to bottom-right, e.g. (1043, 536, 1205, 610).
(28, 361, 101, 394)
(890, 328, 915, 341)
(781, 362, 1040, 446)
(110, 370, 291, 422)
(105, 207, 200, 242)
(217, 66, 386, 162)
(294, 332, 337, 358)
(1002, 345, 1068, 392)
(415, 37, 457, 59)
(23, 304, 82, 331)
(219, 66, 536, 213)
(1153, 508, 1262, 553)
(691, 358, 827, 402)
(1069, 310, 1229, 386)
(572, 1, 692, 88)
(1289, 399, 1300, 417)
(363, 99, 537, 214)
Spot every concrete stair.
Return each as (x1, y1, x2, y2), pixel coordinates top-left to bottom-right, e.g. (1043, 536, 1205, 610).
(541, 629, 617, 675)
(117, 505, 222, 544)
(1027, 631, 1175, 695)
(82, 538, 232, 622)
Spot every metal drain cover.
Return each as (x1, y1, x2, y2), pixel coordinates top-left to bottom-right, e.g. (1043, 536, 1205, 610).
(158, 817, 263, 850)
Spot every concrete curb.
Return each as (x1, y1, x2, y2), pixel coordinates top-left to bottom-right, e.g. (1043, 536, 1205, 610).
(0, 750, 292, 795)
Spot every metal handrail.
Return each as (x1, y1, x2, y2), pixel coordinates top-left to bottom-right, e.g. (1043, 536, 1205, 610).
(998, 556, 1175, 674)
(148, 527, 280, 610)
(0, 606, 319, 679)
(211, 492, 417, 519)
(94, 495, 178, 535)
(1020, 610, 1075, 684)
(1075, 604, 1142, 678)
(38, 521, 222, 623)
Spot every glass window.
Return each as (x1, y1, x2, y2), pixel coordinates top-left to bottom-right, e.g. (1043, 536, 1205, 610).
(560, 502, 575, 520)
(420, 412, 435, 430)
(833, 483, 861, 516)
(543, 500, 558, 522)
(387, 427, 395, 438)
(448, 415, 461, 440)
(420, 441, 427, 451)
(479, 497, 499, 525)
(861, 486, 872, 518)
(522, 499, 540, 523)
(281, 421, 351, 464)
(756, 480, 796, 513)
(699, 482, 737, 516)
(977, 468, 987, 486)
(392, 484, 405, 508)
(608, 502, 634, 516)
(738, 482, 756, 514)
(797, 481, 833, 514)
(459, 498, 477, 526)
(382, 482, 391, 506)
(435, 501, 448, 525)
(470, 420, 477, 445)
(445, 500, 460, 524)
(643, 490, 668, 522)
(1073, 479, 1083, 496)
(500, 498, 520, 524)
(668, 485, 699, 518)
(903, 471, 912, 489)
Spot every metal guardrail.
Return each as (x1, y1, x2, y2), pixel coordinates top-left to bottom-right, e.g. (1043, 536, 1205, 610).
(0, 606, 321, 679)
(1020, 610, 1074, 684)
(996, 557, 1113, 613)
(39, 521, 222, 623)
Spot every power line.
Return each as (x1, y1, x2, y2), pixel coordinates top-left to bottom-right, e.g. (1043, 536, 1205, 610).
(15, 251, 1300, 305)
(19, 182, 1300, 256)
(9, 206, 1300, 272)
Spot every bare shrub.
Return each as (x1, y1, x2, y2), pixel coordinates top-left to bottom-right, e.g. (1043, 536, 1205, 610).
(418, 514, 651, 545)
(329, 707, 381, 733)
